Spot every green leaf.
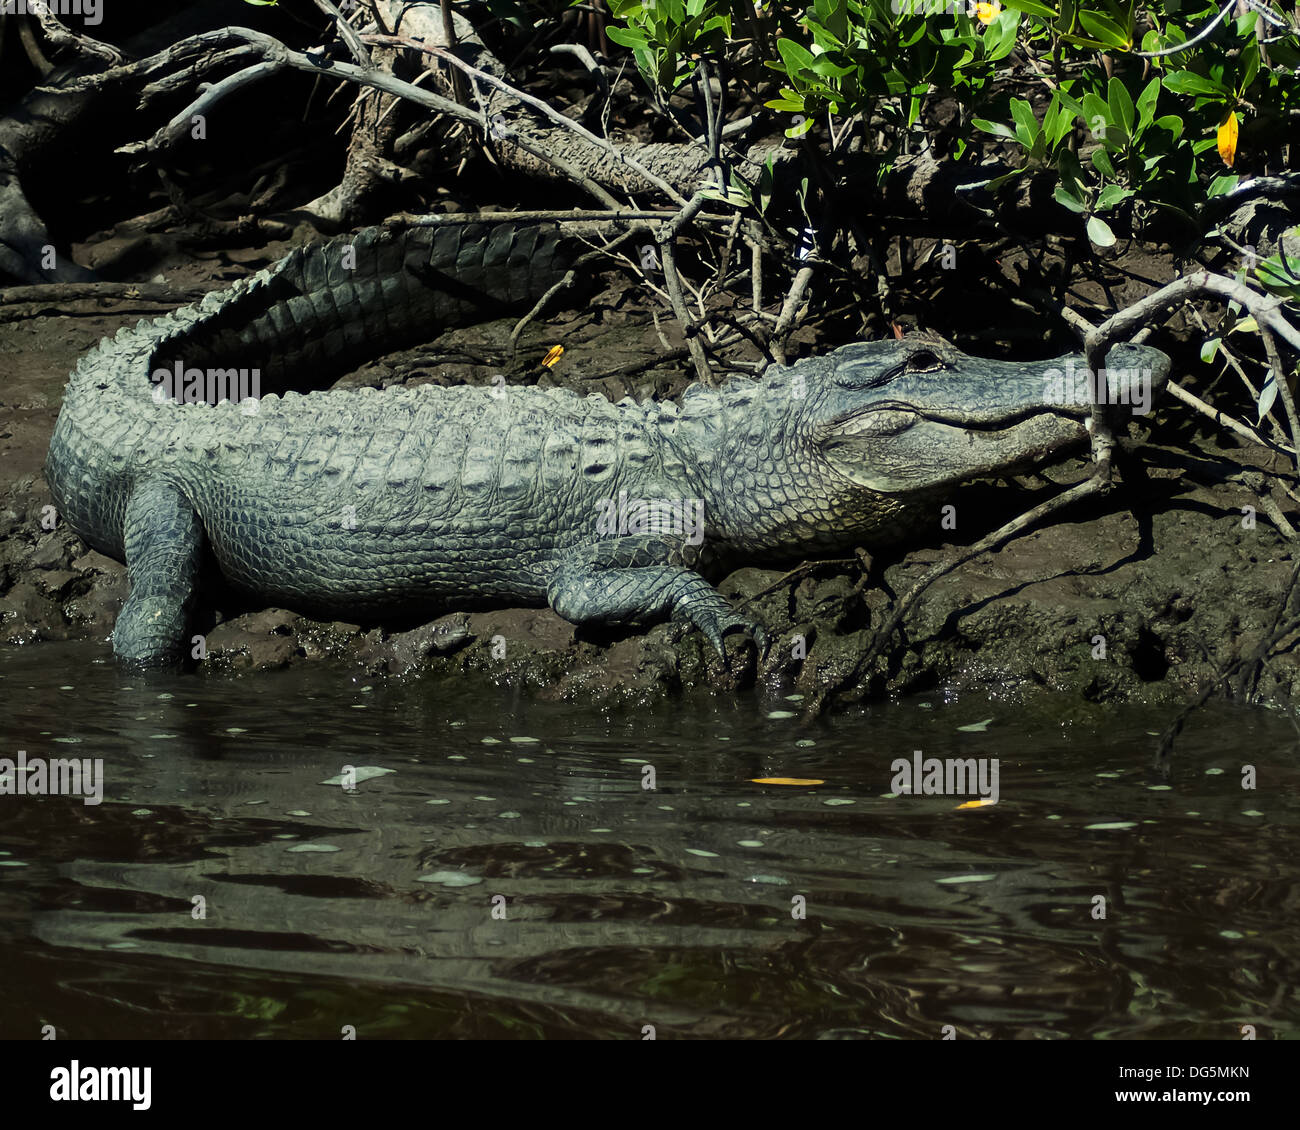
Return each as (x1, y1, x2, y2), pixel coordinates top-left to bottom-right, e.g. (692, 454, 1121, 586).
(1081, 93, 1112, 142)
(1258, 373, 1278, 423)
(605, 26, 650, 50)
(698, 184, 751, 208)
(1009, 98, 1039, 148)
(999, 0, 1059, 18)
(785, 114, 815, 139)
(1054, 183, 1087, 213)
(985, 11, 1021, 62)
(1107, 76, 1134, 138)
(1079, 11, 1132, 50)
(1153, 114, 1183, 144)
(1199, 337, 1220, 363)
(1207, 174, 1239, 199)
(777, 38, 817, 77)
(972, 118, 1018, 142)
(1096, 185, 1134, 211)
(1135, 77, 1160, 131)
(1091, 148, 1116, 178)
(1163, 71, 1227, 98)
(1087, 216, 1117, 247)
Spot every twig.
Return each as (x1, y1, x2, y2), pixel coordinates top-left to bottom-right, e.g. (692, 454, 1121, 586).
(770, 265, 816, 366)
(0, 282, 207, 307)
(25, 0, 122, 65)
(399, 208, 735, 227)
(311, 0, 371, 68)
(733, 557, 860, 610)
(1234, 471, 1298, 538)
(658, 193, 714, 383)
(1166, 379, 1297, 456)
(1134, 0, 1236, 58)
(1259, 322, 1300, 475)
(436, 0, 465, 102)
(508, 225, 645, 352)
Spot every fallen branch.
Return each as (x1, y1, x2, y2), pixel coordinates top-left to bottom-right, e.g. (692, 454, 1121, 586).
(371, 36, 691, 205)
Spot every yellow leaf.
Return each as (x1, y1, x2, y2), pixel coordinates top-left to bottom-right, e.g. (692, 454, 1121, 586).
(1217, 112, 1238, 168)
(751, 777, 825, 786)
(542, 345, 564, 369)
(956, 797, 998, 809)
(974, 1, 1001, 23)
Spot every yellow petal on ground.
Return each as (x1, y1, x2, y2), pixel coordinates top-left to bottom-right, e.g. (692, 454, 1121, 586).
(543, 344, 564, 368)
(974, 1, 1001, 23)
(1218, 112, 1238, 168)
(751, 777, 825, 786)
(956, 797, 998, 809)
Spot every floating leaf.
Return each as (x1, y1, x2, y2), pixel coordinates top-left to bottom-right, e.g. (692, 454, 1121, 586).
(956, 718, 994, 732)
(751, 777, 824, 786)
(956, 798, 998, 809)
(319, 766, 393, 786)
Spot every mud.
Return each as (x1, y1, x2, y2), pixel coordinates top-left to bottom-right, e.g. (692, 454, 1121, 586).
(1, 240, 1296, 715)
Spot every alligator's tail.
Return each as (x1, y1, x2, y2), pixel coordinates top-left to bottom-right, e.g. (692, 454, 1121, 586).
(132, 221, 571, 402)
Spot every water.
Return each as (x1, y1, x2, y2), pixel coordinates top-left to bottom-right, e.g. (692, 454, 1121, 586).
(2, 641, 1298, 1039)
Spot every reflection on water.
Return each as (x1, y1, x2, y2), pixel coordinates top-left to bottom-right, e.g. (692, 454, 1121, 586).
(1, 641, 1298, 1039)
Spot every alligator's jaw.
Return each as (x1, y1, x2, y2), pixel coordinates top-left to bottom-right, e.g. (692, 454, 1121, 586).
(823, 411, 1087, 493)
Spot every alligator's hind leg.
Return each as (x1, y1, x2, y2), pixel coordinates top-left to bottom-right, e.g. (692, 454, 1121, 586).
(548, 537, 768, 657)
(112, 479, 204, 666)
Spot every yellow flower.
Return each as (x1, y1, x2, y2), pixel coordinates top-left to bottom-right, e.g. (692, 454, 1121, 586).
(1217, 111, 1238, 168)
(975, 1, 1001, 23)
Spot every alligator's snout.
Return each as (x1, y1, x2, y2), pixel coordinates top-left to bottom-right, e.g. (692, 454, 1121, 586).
(1045, 343, 1171, 421)
(814, 338, 1171, 496)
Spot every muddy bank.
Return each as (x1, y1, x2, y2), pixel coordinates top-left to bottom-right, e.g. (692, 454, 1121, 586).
(1, 253, 1296, 715)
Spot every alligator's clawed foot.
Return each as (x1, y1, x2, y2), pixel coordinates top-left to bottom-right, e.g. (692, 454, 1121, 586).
(683, 605, 770, 670)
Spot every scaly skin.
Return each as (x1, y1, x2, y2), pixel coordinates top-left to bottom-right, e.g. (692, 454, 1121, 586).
(45, 221, 1171, 666)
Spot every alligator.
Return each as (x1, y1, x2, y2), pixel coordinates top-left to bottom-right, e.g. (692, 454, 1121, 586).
(44, 220, 1170, 666)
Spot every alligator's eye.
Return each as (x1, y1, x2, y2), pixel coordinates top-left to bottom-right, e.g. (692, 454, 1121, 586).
(906, 349, 946, 373)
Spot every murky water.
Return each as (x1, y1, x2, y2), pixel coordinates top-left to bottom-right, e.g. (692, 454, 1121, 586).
(1, 641, 1297, 1039)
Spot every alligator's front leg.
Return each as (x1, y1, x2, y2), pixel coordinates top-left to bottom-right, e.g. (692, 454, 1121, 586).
(112, 479, 204, 666)
(548, 536, 768, 658)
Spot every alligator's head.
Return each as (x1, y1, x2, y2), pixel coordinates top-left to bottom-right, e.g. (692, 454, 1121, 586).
(713, 333, 1170, 551)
